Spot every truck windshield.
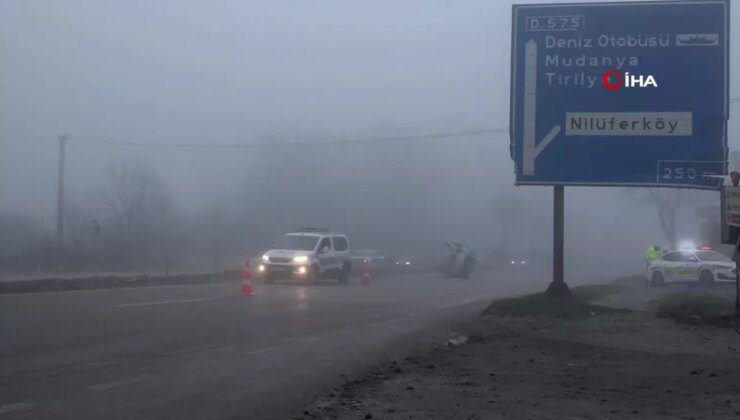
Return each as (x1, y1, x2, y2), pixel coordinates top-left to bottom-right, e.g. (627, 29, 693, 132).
(274, 235, 319, 251)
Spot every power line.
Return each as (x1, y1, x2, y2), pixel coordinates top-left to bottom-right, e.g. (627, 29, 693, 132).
(50, 97, 740, 150)
(68, 127, 508, 149)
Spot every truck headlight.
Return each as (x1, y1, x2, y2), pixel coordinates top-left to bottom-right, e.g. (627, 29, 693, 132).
(262, 254, 269, 262)
(298, 266, 307, 274)
(293, 255, 309, 263)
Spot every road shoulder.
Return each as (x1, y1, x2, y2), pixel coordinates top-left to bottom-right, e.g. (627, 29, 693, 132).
(302, 281, 740, 419)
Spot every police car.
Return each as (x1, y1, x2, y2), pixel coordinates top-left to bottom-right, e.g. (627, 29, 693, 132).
(646, 247, 736, 287)
(257, 228, 351, 284)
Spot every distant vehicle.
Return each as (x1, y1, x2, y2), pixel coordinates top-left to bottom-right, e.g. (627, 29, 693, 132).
(352, 249, 387, 264)
(393, 258, 413, 268)
(646, 248, 735, 287)
(350, 249, 389, 274)
(258, 228, 351, 284)
(508, 259, 527, 266)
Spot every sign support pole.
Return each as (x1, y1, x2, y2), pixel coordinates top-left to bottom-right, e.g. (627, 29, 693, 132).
(547, 185, 571, 297)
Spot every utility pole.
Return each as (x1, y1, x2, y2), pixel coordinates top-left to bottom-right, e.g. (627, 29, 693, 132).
(56, 135, 68, 256)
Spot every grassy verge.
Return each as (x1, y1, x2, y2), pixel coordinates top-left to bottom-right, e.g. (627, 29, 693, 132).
(0, 270, 242, 294)
(612, 274, 646, 286)
(482, 284, 629, 319)
(656, 292, 735, 325)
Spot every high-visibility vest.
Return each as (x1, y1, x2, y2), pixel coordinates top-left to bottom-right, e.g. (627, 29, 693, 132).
(646, 247, 660, 262)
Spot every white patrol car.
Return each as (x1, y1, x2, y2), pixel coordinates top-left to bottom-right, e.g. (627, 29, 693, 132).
(257, 228, 351, 284)
(646, 248, 736, 287)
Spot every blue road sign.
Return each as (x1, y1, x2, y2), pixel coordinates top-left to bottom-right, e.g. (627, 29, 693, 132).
(510, 1, 729, 189)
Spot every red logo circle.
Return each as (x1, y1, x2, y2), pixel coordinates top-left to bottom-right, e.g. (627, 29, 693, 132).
(601, 69, 623, 91)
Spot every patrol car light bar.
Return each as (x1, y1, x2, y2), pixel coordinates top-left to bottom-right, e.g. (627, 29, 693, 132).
(678, 240, 697, 251)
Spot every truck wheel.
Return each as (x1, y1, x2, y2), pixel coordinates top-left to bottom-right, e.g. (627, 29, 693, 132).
(650, 272, 665, 287)
(699, 270, 715, 287)
(307, 265, 320, 284)
(338, 263, 350, 284)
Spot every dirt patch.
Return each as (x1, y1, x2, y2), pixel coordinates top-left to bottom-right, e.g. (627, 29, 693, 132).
(303, 285, 740, 419)
(656, 292, 740, 328)
(482, 284, 628, 319)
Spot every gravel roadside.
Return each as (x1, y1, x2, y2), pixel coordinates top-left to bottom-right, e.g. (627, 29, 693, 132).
(301, 282, 740, 419)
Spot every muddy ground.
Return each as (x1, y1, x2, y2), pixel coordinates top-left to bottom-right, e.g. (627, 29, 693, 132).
(302, 285, 740, 420)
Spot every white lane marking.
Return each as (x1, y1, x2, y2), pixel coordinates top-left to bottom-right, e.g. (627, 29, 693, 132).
(113, 297, 222, 308)
(0, 402, 36, 414)
(245, 346, 276, 356)
(87, 375, 151, 391)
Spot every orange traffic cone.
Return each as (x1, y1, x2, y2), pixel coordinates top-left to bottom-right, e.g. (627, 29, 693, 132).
(361, 260, 370, 285)
(241, 258, 255, 296)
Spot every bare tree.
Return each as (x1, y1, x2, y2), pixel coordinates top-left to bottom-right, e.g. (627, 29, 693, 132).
(620, 188, 695, 247)
(106, 157, 173, 268)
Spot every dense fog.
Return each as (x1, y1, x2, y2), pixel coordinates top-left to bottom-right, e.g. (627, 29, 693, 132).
(1, 0, 736, 277)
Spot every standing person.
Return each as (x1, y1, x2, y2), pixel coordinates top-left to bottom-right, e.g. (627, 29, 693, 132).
(645, 245, 661, 268)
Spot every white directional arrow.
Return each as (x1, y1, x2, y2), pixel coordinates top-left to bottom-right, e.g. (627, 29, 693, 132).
(522, 39, 561, 176)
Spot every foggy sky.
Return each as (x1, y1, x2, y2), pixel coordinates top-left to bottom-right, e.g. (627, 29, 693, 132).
(1, 1, 737, 273)
(1, 0, 510, 216)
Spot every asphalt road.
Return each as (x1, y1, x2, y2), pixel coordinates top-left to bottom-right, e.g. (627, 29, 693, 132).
(1, 267, 559, 420)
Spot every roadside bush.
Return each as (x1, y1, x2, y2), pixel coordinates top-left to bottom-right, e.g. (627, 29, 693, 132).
(656, 293, 733, 324)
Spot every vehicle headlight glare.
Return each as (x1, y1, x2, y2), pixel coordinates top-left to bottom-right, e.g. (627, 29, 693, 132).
(262, 254, 269, 262)
(293, 255, 309, 263)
